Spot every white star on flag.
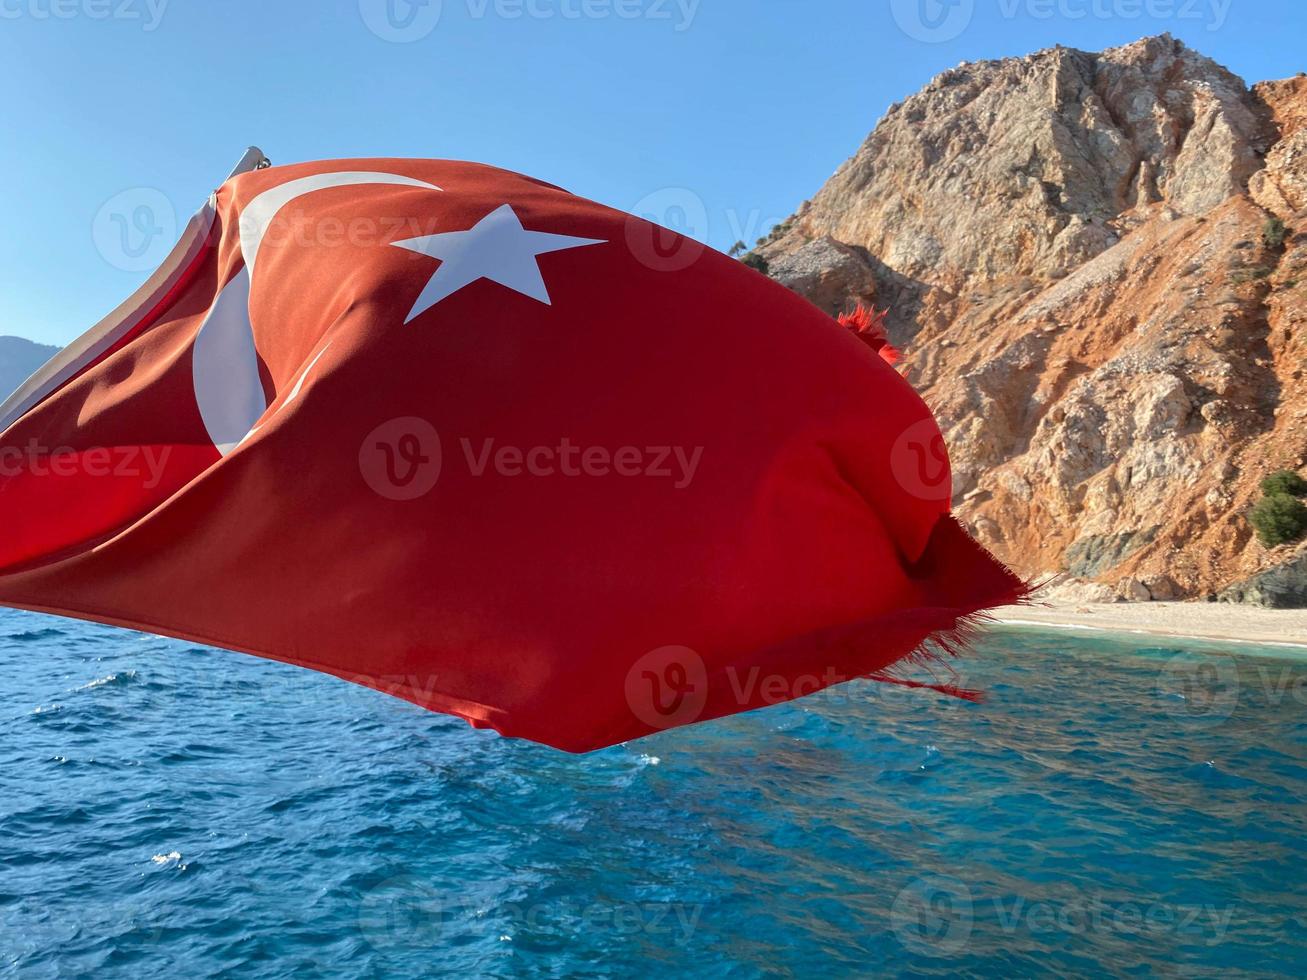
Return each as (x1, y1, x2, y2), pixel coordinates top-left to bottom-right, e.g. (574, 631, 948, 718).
(392, 203, 606, 323)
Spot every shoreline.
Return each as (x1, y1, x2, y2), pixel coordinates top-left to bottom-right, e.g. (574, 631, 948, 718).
(987, 602, 1307, 650)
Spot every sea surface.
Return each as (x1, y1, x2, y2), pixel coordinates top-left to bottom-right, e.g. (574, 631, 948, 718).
(2, 607, 1306, 978)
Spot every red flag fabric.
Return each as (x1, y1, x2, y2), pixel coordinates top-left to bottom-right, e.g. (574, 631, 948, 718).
(0, 158, 1027, 752)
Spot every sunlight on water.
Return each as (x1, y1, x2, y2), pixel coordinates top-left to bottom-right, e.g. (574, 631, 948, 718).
(1, 608, 1304, 976)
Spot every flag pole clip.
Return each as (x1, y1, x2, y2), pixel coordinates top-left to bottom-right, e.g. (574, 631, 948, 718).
(226, 146, 271, 181)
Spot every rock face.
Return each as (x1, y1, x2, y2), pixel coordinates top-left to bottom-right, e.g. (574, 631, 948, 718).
(1220, 544, 1307, 608)
(0, 337, 58, 405)
(761, 36, 1307, 605)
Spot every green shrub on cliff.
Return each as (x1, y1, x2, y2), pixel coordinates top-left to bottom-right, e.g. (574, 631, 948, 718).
(1262, 469, 1307, 498)
(1250, 493, 1307, 548)
(1263, 216, 1288, 250)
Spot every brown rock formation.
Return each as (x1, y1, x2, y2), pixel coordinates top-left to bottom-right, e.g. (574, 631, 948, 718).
(759, 35, 1307, 605)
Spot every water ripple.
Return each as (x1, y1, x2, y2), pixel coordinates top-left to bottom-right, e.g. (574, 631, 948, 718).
(0, 608, 1305, 976)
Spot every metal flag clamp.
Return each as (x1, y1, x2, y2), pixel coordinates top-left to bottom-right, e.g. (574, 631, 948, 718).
(227, 146, 271, 181)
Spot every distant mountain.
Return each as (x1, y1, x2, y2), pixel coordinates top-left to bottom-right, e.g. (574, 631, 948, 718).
(0, 336, 59, 404)
(758, 35, 1307, 605)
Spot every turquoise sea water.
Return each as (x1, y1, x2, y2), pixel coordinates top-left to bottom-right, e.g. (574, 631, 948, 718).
(2, 606, 1305, 978)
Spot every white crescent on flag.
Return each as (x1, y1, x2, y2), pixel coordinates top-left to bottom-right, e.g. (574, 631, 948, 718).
(192, 171, 442, 455)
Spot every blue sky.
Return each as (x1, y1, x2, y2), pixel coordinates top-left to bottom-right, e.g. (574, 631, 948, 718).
(1, 0, 1303, 346)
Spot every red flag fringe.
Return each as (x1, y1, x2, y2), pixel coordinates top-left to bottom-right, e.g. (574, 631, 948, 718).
(838, 305, 900, 365)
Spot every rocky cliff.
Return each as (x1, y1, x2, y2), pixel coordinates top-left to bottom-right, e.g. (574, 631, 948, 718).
(0, 337, 58, 406)
(759, 35, 1307, 605)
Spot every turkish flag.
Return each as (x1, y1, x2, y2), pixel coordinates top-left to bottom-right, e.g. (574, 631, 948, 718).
(0, 158, 1027, 752)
